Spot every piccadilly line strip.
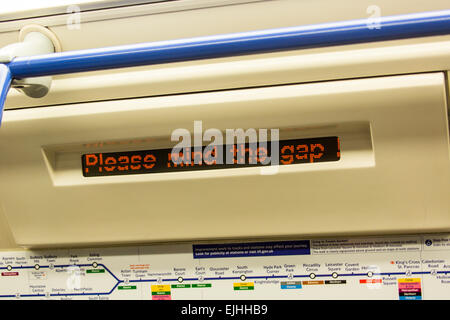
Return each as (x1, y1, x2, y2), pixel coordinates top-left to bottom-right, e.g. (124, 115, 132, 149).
(0, 263, 448, 298)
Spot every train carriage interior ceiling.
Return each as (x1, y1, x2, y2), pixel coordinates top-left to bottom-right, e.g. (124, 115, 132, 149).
(0, 0, 449, 303)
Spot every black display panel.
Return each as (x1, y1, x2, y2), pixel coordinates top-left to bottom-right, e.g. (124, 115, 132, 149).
(82, 136, 340, 177)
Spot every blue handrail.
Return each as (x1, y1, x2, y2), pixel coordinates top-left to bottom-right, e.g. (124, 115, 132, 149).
(0, 64, 11, 124)
(1, 9, 450, 124)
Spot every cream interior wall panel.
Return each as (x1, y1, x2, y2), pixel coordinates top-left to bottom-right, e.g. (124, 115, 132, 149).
(0, 72, 448, 248)
(2, 0, 450, 49)
(0, 208, 15, 249)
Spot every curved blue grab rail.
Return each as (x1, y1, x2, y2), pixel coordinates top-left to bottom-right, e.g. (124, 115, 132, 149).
(1, 9, 450, 124)
(7, 10, 450, 78)
(0, 64, 12, 124)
